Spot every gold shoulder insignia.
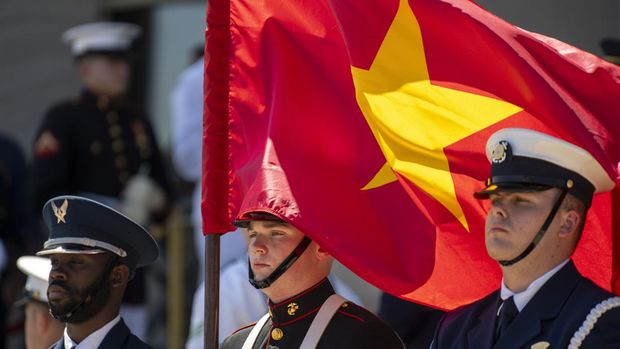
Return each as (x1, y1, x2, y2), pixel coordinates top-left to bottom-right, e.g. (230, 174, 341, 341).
(34, 131, 60, 158)
(530, 341, 550, 349)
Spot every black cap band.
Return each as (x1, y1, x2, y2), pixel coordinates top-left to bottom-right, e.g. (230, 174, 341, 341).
(248, 236, 312, 289)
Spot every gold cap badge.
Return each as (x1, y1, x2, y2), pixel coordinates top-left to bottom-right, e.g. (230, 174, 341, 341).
(287, 302, 299, 316)
(491, 140, 509, 164)
(51, 199, 69, 224)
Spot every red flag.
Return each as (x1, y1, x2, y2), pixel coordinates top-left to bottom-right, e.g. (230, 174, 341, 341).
(203, 0, 620, 309)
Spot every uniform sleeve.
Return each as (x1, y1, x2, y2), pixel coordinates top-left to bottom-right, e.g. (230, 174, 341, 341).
(32, 106, 74, 209)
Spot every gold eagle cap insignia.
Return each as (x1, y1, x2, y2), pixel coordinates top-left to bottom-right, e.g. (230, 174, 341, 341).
(51, 199, 68, 224)
(530, 341, 550, 349)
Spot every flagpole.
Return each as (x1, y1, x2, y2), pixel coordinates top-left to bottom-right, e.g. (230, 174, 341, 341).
(203, 0, 230, 346)
(204, 234, 220, 348)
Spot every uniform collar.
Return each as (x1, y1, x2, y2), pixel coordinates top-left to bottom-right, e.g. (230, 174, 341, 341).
(268, 278, 334, 326)
(63, 314, 121, 349)
(500, 258, 569, 312)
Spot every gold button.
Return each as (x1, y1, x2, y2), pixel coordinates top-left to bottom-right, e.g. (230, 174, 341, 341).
(112, 139, 125, 153)
(90, 141, 102, 155)
(109, 125, 122, 138)
(115, 156, 127, 169)
(98, 97, 110, 110)
(106, 111, 118, 123)
(271, 328, 284, 341)
(340, 302, 349, 308)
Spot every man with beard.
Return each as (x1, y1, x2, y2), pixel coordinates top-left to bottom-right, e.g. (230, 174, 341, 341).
(220, 212, 404, 349)
(36, 195, 159, 349)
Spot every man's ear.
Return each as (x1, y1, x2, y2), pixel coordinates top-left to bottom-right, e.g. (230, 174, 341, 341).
(558, 210, 580, 238)
(315, 244, 332, 260)
(110, 264, 130, 288)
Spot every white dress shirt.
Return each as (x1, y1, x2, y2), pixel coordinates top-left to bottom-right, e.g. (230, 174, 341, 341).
(499, 259, 570, 313)
(63, 315, 121, 349)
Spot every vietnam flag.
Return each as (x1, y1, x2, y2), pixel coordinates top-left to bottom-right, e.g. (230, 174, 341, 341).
(203, 0, 620, 309)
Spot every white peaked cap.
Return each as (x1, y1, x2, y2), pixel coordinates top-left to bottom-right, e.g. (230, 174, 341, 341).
(17, 256, 52, 303)
(62, 22, 141, 56)
(486, 128, 615, 194)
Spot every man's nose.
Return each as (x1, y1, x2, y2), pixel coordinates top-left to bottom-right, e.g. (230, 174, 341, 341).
(488, 199, 508, 219)
(250, 236, 267, 254)
(49, 264, 67, 281)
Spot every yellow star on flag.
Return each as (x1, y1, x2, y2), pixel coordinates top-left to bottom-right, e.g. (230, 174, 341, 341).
(354, 0, 522, 231)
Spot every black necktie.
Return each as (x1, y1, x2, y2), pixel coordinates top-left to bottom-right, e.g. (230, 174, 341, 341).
(495, 296, 518, 343)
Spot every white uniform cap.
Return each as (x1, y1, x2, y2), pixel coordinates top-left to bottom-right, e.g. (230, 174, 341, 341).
(484, 128, 615, 195)
(16, 256, 52, 303)
(62, 22, 141, 56)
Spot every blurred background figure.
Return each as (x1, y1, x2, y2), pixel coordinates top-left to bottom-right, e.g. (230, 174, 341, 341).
(601, 38, 620, 66)
(31, 22, 172, 342)
(15, 256, 64, 349)
(169, 45, 246, 286)
(0, 134, 36, 349)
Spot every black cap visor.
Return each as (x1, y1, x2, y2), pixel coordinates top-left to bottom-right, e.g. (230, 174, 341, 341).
(474, 182, 552, 199)
(233, 211, 287, 228)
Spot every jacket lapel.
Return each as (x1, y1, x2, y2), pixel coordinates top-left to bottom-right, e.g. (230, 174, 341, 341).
(467, 292, 500, 349)
(493, 261, 581, 349)
(97, 318, 131, 348)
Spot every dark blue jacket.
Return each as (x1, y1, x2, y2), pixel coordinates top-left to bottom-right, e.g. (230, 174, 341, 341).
(431, 261, 620, 349)
(49, 318, 151, 349)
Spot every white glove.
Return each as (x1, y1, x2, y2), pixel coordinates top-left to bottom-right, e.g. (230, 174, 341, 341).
(120, 174, 166, 226)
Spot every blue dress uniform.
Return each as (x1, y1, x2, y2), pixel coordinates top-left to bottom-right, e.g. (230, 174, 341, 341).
(431, 261, 620, 349)
(431, 128, 620, 349)
(220, 278, 404, 349)
(38, 195, 159, 349)
(49, 319, 150, 349)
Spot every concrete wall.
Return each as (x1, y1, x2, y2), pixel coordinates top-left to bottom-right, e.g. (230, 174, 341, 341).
(476, 0, 620, 55)
(0, 0, 99, 154)
(148, 2, 206, 147)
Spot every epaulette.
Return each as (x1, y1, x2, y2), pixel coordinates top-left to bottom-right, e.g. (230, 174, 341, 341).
(335, 301, 369, 323)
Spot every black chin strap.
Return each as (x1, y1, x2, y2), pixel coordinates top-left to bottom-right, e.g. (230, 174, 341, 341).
(249, 237, 312, 289)
(498, 188, 569, 266)
(51, 255, 118, 322)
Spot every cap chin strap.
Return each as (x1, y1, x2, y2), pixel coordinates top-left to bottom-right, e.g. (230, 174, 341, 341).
(248, 237, 312, 289)
(498, 188, 569, 267)
(51, 255, 118, 322)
